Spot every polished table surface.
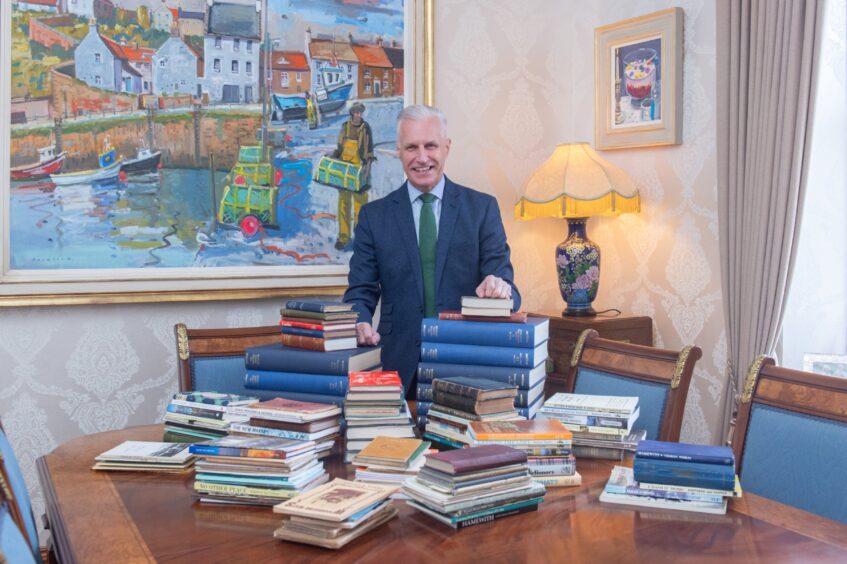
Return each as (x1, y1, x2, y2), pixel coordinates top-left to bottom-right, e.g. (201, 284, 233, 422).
(38, 425, 847, 563)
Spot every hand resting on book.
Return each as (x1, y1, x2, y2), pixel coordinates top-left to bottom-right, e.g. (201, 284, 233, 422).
(356, 322, 381, 346)
(476, 274, 512, 300)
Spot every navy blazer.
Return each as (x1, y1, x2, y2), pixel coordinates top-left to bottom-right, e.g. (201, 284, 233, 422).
(344, 176, 521, 391)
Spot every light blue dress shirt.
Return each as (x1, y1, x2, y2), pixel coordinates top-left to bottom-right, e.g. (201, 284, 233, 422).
(407, 176, 445, 243)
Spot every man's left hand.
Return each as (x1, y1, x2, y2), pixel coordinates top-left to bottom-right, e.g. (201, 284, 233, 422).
(476, 274, 512, 299)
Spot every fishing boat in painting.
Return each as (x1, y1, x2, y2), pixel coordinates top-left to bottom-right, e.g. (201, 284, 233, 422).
(10, 145, 66, 180)
(50, 145, 122, 186)
(121, 148, 162, 174)
(272, 64, 354, 122)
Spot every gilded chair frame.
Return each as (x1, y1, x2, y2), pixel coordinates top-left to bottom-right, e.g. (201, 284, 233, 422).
(566, 329, 701, 442)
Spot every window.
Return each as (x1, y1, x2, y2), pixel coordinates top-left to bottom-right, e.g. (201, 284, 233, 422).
(364, 69, 372, 78)
(384, 70, 390, 79)
(232, 60, 239, 74)
(246, 62, 252, 75)
(180, 79, 185, 85)
(215, 36, 221, 49)
(159, 59, 167, 67)
(383, 80, 389, 90)
(233, 38, 240, 52)
(94, 53, 101, 63)
(364, 80, 371, 93)
(281, 72, 289, 87)
(247, 40, 253, 53)
(296, 72, 302, 83)
(95, 75, 102, 84)
(213, 58, 221, 73)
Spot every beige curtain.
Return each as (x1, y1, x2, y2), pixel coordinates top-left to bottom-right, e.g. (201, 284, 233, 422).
(717, 0, 824, 442)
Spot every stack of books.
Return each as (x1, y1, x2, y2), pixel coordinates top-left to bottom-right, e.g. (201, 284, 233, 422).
(352, 436, 430, 491)
(164, 392, 257, 442)
(226, 397, 343, 459)
(280, 299, 359, 352)
(402, 444, 547, 529)
(538, 393, 644, 459)
(344, 371, 416, 463)
(460, 295, 514, 317)
(416, 306, 549, 427)
(243, 342, 381, 405)
(424, 376, 521, 449)
(189, 435, 328, 505)
(467, 419, 580, 488)
(273, 478, 398, 549)
(600, 440, 741, 515)
(92, 441, 195, 473)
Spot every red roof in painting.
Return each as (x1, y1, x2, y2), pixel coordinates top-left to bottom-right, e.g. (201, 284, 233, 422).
(351, 44, 391, 68)
(271, 51, 309, 71)
(101, 35, 155, 64)
(170, 8, 179, 20)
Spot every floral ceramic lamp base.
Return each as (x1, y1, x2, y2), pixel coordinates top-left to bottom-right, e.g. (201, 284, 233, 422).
(556, 218, 600, 317)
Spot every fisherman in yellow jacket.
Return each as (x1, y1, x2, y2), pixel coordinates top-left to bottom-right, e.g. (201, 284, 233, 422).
(332, 102, 374, 250)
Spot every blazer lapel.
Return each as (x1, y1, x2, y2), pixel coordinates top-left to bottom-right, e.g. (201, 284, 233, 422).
(390, 184, 424, 304)
(435, 177, 461, 293)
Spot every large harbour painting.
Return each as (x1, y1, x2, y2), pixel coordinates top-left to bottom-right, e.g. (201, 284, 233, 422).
(5, 0, 411, 287)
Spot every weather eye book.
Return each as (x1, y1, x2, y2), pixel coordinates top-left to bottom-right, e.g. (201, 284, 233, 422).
(93, 441, 195, 472)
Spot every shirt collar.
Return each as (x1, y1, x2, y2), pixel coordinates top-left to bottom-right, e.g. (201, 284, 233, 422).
(407, 176, 446, 204)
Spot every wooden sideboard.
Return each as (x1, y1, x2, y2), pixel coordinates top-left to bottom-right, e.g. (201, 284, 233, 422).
(531, 313, 653, 397)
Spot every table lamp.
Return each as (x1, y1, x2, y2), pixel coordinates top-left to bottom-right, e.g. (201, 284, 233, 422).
(515, 143, 640, 317)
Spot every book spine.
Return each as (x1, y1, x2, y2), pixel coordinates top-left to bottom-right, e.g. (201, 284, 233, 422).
(514, 386, 543, 408)
(166, 403, 224, 420)
(527, 458, 576, 476)
(450, 450, 527, 474)
(420, 342, 544, 368)
(245, 347, 349, 375)
(633, 459, 735, 491)
(281, 326, 330, 339)
(228, 423, 313, 441)
(420, 319, 544, 348)
(533, 474, 581, 487)
(454, 501, 540, 529)
(194, 481, 297, 498)
(431, 390, 480, 412)
(284, 300, 336, 313)
(271, 391, 345, 407)
(635, 450, 734, 466)
(562, 423, 628, 436)
(417, 362, 536, 389)
(431, 378, 483, 400)
(572, 445, 624, 460)
(243, 370, 348, 396)
(415, 415, 428, 428)
(540, 404, 634, 416)
(539, 411, 630, 428)
(281, 333, 331, 351)
(416, 401, 432, 416)
(638, 481, 736, 497)
(416, 383, 433, 402)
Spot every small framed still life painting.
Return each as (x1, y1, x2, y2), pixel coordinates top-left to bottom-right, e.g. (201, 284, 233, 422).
(594, 7, 683, 150)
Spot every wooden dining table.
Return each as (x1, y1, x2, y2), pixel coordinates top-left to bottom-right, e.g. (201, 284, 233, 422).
(37, 424, 847, 563)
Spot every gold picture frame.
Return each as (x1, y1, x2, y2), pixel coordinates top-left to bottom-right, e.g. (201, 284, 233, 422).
(594, 7, 683, 150)
(0, 0, 434, 306)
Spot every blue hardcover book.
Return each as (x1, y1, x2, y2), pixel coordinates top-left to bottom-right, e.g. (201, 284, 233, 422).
(244, 369, 348, 396)
(517, 394, 543, 420)
(636, 440, 735, 466)
(514, 380, 545, 408)
(633, 459, 736, 491)
(281, 326, 329, 339)
(266, 390, 345, 407)
(416, 362, 546, 390)
(284, 299, 353, 313)
(420, 341, 547, 368)
(245, 343, 381, 375)
(416, 401, 432, 416)
(416, 383, 433, 402)
(420, 317, 549, 348)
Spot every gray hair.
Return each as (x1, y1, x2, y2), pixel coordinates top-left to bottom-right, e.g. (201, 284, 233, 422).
(396, 104, 448, 138)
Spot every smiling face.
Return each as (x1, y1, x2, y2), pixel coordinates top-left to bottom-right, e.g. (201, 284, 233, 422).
(397, 116, 451, 192)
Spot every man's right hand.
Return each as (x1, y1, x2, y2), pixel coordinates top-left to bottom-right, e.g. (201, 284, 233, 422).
(356, 322, 381, 346)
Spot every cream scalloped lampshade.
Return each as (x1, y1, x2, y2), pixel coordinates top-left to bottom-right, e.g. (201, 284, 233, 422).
(515, 142, 640, 220)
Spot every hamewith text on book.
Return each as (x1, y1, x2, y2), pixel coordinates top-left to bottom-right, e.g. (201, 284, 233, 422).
(343, 371, 417, 463)
(538, 393, 644, 460)
(599, 439, 741, 515)
(416, 315, 549, 428)
(401, 444, 547, 529)
(423, 377, 523, 450)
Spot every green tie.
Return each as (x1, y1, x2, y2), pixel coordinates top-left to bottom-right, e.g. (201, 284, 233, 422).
(419, 193, 437, 318)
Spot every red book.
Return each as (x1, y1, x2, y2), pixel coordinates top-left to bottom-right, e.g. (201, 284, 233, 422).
(425, 444, 527, 475)
(279, 319, 357, 331)
(349, 371, 402, 390)
(438, 310, 528, 323)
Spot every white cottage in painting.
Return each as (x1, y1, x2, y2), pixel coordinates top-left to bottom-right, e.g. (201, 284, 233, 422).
(62, 0, 95, 19)
(154, 36, 202, 96)
(202, 2, 260, 104)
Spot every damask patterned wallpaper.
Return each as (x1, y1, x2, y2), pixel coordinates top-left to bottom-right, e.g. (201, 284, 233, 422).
(435, 0, 725, 444)
(0, 0, 726, 543)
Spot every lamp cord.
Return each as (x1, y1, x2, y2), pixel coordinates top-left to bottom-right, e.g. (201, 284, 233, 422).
(594, 308, 622, 317)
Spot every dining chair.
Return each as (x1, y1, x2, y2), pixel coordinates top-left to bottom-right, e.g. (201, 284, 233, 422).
(566, 329, 701, 441)
(175, 323, 282, 400)
(730, 356, 847, 524)
(0, 421, 42, 563)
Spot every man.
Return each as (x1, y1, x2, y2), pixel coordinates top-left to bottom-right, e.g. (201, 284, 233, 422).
(344, 104, 520, 394)
(332, 102, 374, 250)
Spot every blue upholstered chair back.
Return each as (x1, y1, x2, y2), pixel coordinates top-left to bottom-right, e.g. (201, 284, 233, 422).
(0, 502, 37, 564)
(740, 404, 847, 523)
(0, 429, 42, 563)
(189, 356, 279, 401)
(574, 367, 669, 441)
